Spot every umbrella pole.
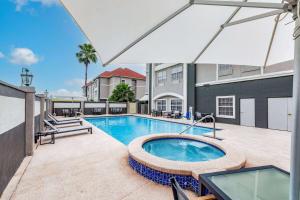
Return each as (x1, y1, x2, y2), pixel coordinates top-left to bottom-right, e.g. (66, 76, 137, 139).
(291, 13, 300, 200)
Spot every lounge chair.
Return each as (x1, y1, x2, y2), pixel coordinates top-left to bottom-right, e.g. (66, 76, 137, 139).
(48, 113, 80, 122)
(48, 114, 82, 126)
(36, 120, 92, 144)
(170, 178, 215, 200)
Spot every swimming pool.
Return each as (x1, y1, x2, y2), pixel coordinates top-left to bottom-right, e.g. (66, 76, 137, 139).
(85, 116, 212, 145)
(143, 138, 225, 162)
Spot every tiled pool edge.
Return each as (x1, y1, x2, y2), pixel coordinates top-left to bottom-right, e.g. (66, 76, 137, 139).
(128, 156, 203, 194)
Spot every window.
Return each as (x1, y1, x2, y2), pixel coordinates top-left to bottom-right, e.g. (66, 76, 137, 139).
(121, 79, 126, 83)
(171, 65, 183, 83)
(218, 64, 233, 77)
(156, 70, 167, 86)
(132, 80, 137, 94)
(156, 99, 166, 111)
(171, 99, 182, 112)
(216, 96, 235, 118)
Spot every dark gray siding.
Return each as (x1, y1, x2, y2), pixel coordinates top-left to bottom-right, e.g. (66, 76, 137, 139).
(34, 115, 40, 134)
(148, 64, 152, 113)
(195, 76, 293, 128)
(0, 124, 25, 194)
(187, 64, 196, 111)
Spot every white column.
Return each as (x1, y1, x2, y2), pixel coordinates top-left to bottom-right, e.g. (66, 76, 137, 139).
(290, 16, 300, 200)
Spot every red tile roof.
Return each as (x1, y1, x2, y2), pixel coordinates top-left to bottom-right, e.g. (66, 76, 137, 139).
(82, 68, 145, 87)
(99, 68, 145, 80)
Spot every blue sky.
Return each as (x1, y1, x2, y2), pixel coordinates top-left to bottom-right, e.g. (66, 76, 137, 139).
(0, 0, 146, 96)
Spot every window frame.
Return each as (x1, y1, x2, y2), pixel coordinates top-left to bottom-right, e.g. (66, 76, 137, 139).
(218, 64, 234, 77)
(216, 95, 236, 119)
(171, 65, 183, 83)
(156, 70, 167, 86)
(170, 98, 182, 112)
(156, 99, 167, 111)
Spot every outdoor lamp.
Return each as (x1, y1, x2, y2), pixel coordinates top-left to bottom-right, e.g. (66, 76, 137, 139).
(21, 68, 33, 87)
(44, 89, 49, 97)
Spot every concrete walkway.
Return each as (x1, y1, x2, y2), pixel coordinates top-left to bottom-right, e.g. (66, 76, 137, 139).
(4, 115, 291, 200)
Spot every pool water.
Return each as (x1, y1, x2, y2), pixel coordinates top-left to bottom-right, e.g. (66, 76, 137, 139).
(143, 138, 225, 162)
(85, 116, 212, 145)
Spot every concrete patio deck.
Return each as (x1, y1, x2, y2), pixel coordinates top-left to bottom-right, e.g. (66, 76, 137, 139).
(2, 115, 291, 200)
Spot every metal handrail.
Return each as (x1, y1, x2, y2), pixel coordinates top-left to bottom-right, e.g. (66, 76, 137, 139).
(179, 114, 216, 138)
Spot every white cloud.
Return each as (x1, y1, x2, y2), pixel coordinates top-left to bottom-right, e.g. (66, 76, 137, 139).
(0, 52, 4, 59)
(10, 48, 39, 66)
(15, 0, 27, 11)
(14, 0, 59, 11)
(50, 89, 82, 97)
(31, 0, 59, 6)
(65, 78, 84, 87)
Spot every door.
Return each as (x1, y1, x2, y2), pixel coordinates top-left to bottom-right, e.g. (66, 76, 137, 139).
(240, 98, 255, 127)
(287, 98, 294, 132)
(268, 98, 293, 131)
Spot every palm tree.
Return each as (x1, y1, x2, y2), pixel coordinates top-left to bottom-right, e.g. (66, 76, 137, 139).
(109, 83, 135, 102)
(76, 43, 97, 97)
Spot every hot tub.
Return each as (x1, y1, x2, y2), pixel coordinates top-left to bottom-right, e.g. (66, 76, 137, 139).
(128, 134, 246, 194)
(143, 138, 225, 162)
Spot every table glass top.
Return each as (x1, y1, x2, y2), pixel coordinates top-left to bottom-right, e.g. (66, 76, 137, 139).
(209, 168, 289, 200)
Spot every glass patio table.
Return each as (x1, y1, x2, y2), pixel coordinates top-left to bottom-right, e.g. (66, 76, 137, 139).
(199, 165, 290, 200)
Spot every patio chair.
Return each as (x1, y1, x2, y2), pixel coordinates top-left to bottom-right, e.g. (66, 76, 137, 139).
(170, 178, 215, 200)
(195, 112, 202, 120)
(93, 108, 103, 115)
(62, 109, 70, 117)
(171, 111, 182, 119)
(151, 109, 157, 117)
(36, 120, 92, 144)
(48, 114, 82, 126)
(170, 177, 189, 200)
(162, 111, 171, 118)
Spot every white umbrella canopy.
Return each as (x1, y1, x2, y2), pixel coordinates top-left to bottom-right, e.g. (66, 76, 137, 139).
(61, 0, 294, 66)
(61, 0, 300, 200)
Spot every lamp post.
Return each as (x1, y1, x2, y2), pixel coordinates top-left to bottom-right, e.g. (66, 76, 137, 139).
(44, 89, 49, 98)
(21, 68, 33, 87)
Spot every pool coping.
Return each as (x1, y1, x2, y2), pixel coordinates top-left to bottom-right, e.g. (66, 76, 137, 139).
(128, 134, 246, 180)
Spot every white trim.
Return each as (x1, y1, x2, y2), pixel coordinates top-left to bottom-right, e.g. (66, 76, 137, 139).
(196, 70, 294, 87)
(153, 93, 184, 101)
(216, 95, 236, 119)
